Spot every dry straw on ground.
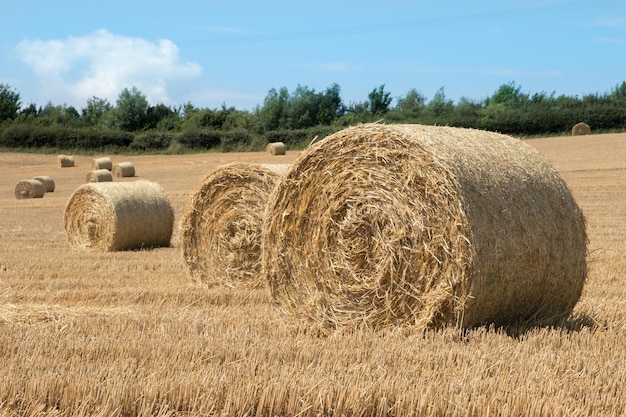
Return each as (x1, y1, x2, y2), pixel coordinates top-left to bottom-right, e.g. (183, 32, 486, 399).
(572, 122, 591, 136)
(266, 142, 287, 155)
(14, 179, 45, 199)
(112, 162, 136, 178)
(262, 123, 588, 331)
(86, 169, 113, 183)
(64, 181, 175, 251)
(58, 155, 75, 168)
(92, 157, 113, 171)
(34, 175, 55, 192)
(181, 162, 289, 288)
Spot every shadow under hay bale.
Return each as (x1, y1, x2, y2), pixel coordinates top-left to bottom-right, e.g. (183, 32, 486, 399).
(266, 142, 287, 155)
(113, 162, 136, 178)
(58, 155, 75, 168)
(34, 175, 55, 192)
(15, 180, 45, 199)
(262, 123, 588, 331)
(86, 169, 113, 183)
(92, 157, 113, 171)
(572, 122, 591, 136)
(180, 162, 289, 288)
(64, 181, 174, 251)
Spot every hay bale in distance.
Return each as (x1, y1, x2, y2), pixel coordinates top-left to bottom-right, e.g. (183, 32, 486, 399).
(15, 180, 45, 199)
(64, 181, 174, 251)
(34, 175, 55, 192)
(572, 122, 591, 136)
(180, 162, 289, 288)
(266, 142, 287, 156)
(86, 169, 113, 183)
(58, 155, 75, 168)
(262, 123, 588, 331)
(92, 157, 113, 171)
(112, 162, 136, 178)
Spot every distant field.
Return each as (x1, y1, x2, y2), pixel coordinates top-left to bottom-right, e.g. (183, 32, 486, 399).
(1, 133, 625, 416)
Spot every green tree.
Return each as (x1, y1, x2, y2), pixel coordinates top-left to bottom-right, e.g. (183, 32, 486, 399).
(393, 88, 426, 120)
(108, 87, 149, 131)
(257, 87, 289, 131)
(0, 84, 21, 122)
(82, 96, 112, 127)
(424, 87, 453, 121)
(367, 84, 392, 115)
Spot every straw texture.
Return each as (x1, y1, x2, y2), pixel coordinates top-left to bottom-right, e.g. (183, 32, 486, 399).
(266, 142, 287, 155)
(262, 123, 587, 330)
(64, 181, 175, 251)
(15, 180, 45, 199)
(113, 162, 136, 178)
(572, 122, 591, 136)
(34, 175, 55, 192)
(181, 162, 289, 287)
(58, 155, 75, 168)
(92, 157, 113, 171)
(86, 169, 113, 183)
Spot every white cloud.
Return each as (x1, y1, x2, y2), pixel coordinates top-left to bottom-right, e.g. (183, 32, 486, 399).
(15, 29, 202, 107)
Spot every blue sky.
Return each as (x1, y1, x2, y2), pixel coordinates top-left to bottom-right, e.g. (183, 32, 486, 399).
(2, 0, 626, 111)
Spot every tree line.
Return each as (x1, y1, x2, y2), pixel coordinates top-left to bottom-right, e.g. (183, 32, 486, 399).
(1, 81, 626, 153)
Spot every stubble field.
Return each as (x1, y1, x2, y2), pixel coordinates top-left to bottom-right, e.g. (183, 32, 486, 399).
(1, 132, 625, 416)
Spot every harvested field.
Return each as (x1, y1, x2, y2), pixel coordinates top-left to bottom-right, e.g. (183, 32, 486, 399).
(0, 135, 624, 416)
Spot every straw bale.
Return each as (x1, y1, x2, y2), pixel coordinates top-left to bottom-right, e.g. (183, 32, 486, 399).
(262, 123, 588, 331)
(34, 175, 55, 192)
(92, 157, 113, 171)
(14, 180, 45, 199)
(64, 181, 174, 251)
(180, 162, 289, 288)
(266, 142, 287, 155)
(113, 162, 136, 178)
(86, 169, 113, 183)
(58, 155, 75, 167)
(572, 122, 591, 136)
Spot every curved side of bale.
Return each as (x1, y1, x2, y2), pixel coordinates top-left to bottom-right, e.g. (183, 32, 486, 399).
(113, 162, 136, 178)
(572, 122, 591, 136)
(58, 155, 75, 168)
(266, 142, 287, 155)
(86, 169, 113, 183)
(34, 175, 55, 192)
(92, 157, 113, 171)
(64, 181, 174, 251)
(262, 123, 587, 331)
(180, 162, 289, 288)
(15, 180, 45, 199)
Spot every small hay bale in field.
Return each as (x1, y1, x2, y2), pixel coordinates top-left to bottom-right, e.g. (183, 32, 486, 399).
(572, 122, 591, 136)
(113, 162, 136, 178)
(64, 181, 174, 251)
(86, 169, 113, 183)
(34, 175, 55, 192)
(14, 180, 45, 199)
(92, 157, 113, 171)
(58, 155, 75, 168)
(266, 142, 287, 155)
(180, 162, 289, 288)
(262, 123, 588, 331)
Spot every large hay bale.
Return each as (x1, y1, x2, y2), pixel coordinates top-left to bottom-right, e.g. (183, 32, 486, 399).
(64, 181, 174, 251)
(92, 157, 113, 171)
(15, 180, 45, 199)
(86, 169, 113, 183)
(262, 123, 587, 330)
(34, 175, 55, 192)
(113, 162, 136, 178)
(572, 122, 591, 136)
(266, 142, 287, 155)
(180, 162, 289, 288)
(58, 155, 75, 168)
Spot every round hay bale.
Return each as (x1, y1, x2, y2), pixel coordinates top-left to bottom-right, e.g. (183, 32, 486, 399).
(58, 155, 75, 168)
(180, 162, 289, 288)
(572, 122, 591, 136)
(262, 123, 588, 331)
(15, 180, 45, 199)
(266, 142, 287, 156)
(34, 175, 55, 192)
(86, 169, 113, 183)
(92, 157, 113, 171)
(64, 181, 174, 251)
(113, 162, 136, 178)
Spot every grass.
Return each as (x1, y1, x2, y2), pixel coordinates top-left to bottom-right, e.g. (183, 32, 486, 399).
(1, 134, 625, 416)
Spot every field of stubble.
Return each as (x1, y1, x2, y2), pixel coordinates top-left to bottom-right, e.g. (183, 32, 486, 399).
(0, 133, 625, 416)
